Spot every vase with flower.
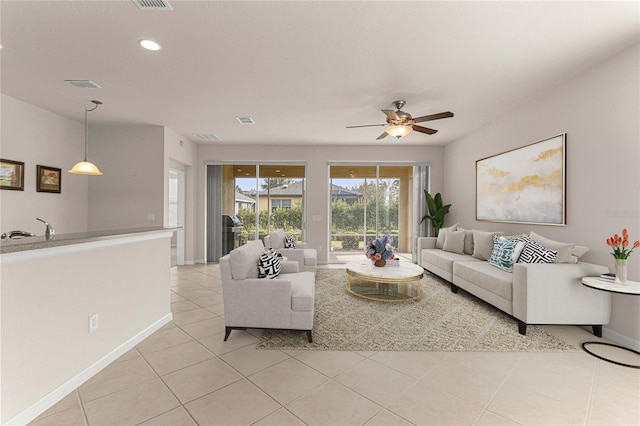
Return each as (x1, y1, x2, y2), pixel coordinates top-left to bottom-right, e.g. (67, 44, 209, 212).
(365, 234, 395, 267)
(606, 228, 639, 283)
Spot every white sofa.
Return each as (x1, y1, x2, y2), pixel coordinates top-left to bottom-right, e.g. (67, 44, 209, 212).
(418, 232, 611, 336)
(220, 239, 316, 342)
(264, 229, 317, 273)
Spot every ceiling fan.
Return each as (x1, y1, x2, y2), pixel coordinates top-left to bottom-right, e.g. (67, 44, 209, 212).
(347, 100, 454, 140)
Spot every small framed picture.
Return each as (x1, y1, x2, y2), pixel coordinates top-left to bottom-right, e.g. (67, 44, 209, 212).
(0, 158, 25, 191)
(37, 165, 62, 193)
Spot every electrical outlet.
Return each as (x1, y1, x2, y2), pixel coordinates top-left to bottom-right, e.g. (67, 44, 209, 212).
(88, 313, 99, 333)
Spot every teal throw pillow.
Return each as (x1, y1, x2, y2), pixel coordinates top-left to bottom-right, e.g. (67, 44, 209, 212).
(489, 238, 519, 272)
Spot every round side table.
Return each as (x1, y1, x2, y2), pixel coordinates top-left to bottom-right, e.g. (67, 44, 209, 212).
(581, 277, 640, 369)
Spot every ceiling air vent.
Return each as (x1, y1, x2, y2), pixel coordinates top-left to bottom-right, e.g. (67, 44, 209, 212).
(236, 116, 255, 125)
(65, 80, 102, 89)
(193, 133, 222, 142)
(133, 0, 173, 10)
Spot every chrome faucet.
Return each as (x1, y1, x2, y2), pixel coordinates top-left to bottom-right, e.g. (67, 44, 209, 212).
(36, 218, 55, 240)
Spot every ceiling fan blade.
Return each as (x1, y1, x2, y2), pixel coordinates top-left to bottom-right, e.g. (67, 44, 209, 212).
(376, 131, 389, 140)
(412, 111, 454, 123)
(346, 123, 387, 128)
(382, 109, 399, 120)
(412, 125, 438, 135)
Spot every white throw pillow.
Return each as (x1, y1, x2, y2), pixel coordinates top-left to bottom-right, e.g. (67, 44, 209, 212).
(442, 229, 465, 254)
(436, 223, 458, 249)
(457, 226, 475, 255)
(472, 230, 503, 261)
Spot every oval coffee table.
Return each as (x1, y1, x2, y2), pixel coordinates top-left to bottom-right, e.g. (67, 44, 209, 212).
(345, 259, 424, 302)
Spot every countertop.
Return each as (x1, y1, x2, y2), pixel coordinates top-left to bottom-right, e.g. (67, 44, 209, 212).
(0, 227, 179, 254)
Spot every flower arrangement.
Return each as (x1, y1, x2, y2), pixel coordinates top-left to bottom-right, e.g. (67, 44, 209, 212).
(606, 228, 640, 260)
(365, 234, 395, 263)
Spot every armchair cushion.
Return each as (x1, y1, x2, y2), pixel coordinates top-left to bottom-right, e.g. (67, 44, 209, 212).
(229, 239, 265, 279)
(269, 229, 286, 249)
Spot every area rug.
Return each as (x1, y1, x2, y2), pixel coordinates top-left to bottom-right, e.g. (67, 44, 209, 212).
(257, 268, 578, 352)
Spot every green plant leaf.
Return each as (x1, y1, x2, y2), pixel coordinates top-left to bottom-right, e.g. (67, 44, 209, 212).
(434, 192, 443, 210)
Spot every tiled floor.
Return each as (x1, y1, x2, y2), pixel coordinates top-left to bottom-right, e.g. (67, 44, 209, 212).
(30, 264, 640, 426)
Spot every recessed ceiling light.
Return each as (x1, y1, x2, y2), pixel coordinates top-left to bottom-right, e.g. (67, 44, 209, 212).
(139, 39, 161, 51)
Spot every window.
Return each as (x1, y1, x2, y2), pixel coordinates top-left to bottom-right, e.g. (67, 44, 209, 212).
(271, 199, 292, 212)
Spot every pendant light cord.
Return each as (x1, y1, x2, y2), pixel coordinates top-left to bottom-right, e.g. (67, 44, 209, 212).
(84, 100, 101, 161)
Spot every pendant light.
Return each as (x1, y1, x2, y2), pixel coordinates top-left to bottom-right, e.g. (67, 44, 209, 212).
(69, 100, 103, 175)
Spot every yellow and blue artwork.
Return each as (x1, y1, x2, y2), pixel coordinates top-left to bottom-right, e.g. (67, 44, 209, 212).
(476, 134, 566, 225)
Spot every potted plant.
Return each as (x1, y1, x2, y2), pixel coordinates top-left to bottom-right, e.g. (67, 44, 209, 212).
(420, 190, 451, 237)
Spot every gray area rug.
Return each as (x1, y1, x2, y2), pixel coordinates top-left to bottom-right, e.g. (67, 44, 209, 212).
(257, 268, 578, 352)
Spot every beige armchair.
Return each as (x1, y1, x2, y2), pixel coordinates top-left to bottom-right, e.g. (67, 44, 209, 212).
(219, 239, 316, 342)
(264, 229, 317, 273)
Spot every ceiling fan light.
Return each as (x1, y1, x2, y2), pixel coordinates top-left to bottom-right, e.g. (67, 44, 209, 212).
(68, 161, 103, 175)
(386, 124, 412, 138)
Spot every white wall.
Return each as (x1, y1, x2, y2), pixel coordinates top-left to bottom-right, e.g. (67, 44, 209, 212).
(194, 144, 445, 263)
(443, 44, 640, 344)
(0, 95, 88, 235)
(88, 126, 165, 231)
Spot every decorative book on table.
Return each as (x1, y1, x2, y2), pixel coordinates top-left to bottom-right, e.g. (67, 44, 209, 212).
(599, 273, 616, 282)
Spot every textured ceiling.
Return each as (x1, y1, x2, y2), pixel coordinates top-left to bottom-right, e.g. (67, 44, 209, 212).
(1, 1, 638, 146)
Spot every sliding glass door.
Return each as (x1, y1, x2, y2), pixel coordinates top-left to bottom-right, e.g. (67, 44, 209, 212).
(329, 164, 412, 263)
(220, 163, 306, 255)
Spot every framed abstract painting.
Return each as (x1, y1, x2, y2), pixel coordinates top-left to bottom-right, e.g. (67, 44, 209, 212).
(476, 133, 566, 225)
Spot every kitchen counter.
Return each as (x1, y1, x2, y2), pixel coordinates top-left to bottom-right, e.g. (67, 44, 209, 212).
(1, 226, 175, 424)
(0, 226, 179, 254)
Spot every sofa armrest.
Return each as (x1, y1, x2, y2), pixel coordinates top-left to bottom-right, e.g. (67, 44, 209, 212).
(417, 237, 437, 265)
(512, 262, 611, 324)
(274, 248, 305, 269)
(296, 242, 308, 249)
(281, 260, 300, 274)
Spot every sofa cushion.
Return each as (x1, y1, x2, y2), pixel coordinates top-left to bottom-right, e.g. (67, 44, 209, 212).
(270, 229, 286, 249)
(229, 239, 265, 279)
(529, 231, 575, 263)
(472, 230, 503, 261)
(454, 261, 513, 301)
(457, 227, 474, 255)
(258, 248, 281, 279)
(443, 229, 465, 254)
(569, 245, 590, 263)
(285, 272, 316, 312)
(436, 223, 458, 249)
(422, 249, 476, 275)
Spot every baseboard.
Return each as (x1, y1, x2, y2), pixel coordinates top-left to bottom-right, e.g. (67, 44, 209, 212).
(603, 327, 640, 351)
(5, 313, 172, 426)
